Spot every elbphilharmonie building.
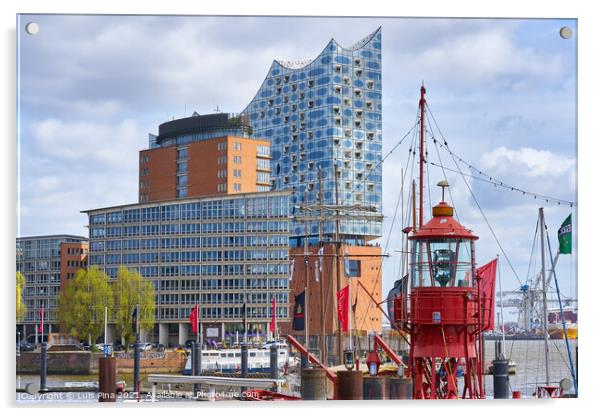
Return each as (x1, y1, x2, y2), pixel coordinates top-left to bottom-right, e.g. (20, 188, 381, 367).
(243, 28, 383, 246)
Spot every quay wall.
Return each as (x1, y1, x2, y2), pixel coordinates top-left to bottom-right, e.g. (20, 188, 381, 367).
(17, 352, 102, 375)
(17, 351, 186, 375)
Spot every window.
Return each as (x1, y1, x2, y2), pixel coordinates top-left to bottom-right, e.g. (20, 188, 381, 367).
(177, 147, 188, 159)
(345, 259, 361, 277)
(177, 162, 187, 173)
(177, 188, 187, 198)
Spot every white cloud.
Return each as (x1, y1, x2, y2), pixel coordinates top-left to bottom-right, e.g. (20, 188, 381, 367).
(481, 146, 575, 178)
(29, 118, 143, 169)
(398, 26, 565, 91)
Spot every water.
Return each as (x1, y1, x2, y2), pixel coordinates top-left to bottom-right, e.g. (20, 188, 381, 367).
(15, 339, 578, 402)
(483, 338, 578, 397)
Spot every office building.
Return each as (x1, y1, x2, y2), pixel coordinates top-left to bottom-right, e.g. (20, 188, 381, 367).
(16, 235, 89, 339)
(140, 113, 271, 202)
(83, 191, 291, 345)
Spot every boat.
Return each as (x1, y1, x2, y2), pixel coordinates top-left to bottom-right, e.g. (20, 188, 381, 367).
(183, 343, 291, 375)
(548, 307, 578, 339)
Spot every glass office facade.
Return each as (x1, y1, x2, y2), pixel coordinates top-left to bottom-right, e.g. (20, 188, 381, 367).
(16, 235, 87, 325)
(85, 191, 291, 331)
(242, 28, 383, 244)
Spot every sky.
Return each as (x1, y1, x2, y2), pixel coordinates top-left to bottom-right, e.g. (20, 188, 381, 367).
(16, 15, 578, 323)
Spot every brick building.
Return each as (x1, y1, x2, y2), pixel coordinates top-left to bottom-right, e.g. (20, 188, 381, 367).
(140, 112, 271, 202)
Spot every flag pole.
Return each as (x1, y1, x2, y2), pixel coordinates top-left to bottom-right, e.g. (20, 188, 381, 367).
(496, 255, 506, 356)
(546, 229, 578, 395)
(104, 306, 108, 348)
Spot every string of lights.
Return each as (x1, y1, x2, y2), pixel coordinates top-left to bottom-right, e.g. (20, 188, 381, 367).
(427, 158, 576, 207)
(424, 103, 576, 208)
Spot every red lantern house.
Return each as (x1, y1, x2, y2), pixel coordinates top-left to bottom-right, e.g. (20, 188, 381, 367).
(395, 181, 485, 399)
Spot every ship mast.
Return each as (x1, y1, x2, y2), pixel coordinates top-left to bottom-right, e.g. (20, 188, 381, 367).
(419, 83, 426, 229)
(539, 207, 550, 385)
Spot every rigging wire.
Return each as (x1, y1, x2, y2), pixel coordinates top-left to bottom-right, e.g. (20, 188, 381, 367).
(425, 102, 524, 287)
(352, 119, 420, 195)
(426, 159, 575, 208)
(357, 116, 420, 330)
(391, 109, 421, 281)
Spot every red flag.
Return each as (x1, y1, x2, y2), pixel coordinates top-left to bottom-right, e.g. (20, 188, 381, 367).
(269, 298, 276, 334)
(38, 305, 44, 334)
(189, 305, 199, 334)
(337, 285, 349, 333)
(476, 259, 497, 331)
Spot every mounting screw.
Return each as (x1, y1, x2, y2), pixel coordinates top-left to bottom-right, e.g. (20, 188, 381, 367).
(25, 22, 39, 35)
(559, 26, 572, 39)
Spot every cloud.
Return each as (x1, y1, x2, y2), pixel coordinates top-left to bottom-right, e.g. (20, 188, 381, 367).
(481, 146, 575, 178)
(29, 118, 143, 170)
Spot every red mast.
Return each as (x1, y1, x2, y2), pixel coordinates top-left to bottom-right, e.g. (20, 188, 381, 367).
(419, 84, 426, 229)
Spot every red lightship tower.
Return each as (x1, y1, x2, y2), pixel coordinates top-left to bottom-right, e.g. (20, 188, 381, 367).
(394, 86, 486, 399)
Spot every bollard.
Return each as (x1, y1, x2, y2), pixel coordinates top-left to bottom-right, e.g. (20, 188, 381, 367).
(387, 376, 412, 399)
(363, 376, 387, 400)
(39, 342, 48, 392)
(193, 342, 201, 396)
(98, 357, 117, 402)
(492, 359, 510, 399)
(493, 339, 510, 399)
(270, 344, 278, 391)
(240, 343, 248, 395)
(336, 370, 363, 400)
(301, 367, 327, 400)
(133, 339, 141, 396)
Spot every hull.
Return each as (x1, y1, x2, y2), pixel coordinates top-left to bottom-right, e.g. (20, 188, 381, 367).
(183, 346, 290, 375)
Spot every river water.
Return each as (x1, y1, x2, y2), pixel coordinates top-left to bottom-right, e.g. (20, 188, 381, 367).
(15, 339, 577, 402)
(483, 338, 578, 397)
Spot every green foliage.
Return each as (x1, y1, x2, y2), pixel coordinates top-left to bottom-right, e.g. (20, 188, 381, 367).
(16, 272, 27, 322)
(58, 266, 113, 342)
(113, 267, 155, 348)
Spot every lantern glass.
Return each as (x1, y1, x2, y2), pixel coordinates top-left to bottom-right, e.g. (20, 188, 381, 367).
(410, 238, 474, 288)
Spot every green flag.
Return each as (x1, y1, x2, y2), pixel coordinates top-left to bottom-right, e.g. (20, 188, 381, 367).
(558, 214, 572, 254)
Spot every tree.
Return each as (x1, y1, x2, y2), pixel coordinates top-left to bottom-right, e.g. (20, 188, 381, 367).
(58, 266, 113, 344)
(113, 267, 155, 348)
(16, 272, 27, 322)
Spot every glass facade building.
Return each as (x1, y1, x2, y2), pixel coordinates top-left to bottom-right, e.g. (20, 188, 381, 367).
(16, 235, 88, 331)
(242, 28, 383, 245)
(84, 191, 291, 344)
